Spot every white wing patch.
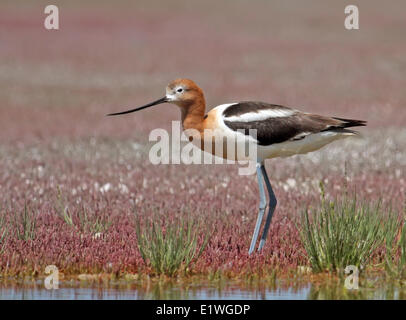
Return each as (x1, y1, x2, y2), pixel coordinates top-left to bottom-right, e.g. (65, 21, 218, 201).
(224, 109, 296, 122)
(213, 103, 238, 113)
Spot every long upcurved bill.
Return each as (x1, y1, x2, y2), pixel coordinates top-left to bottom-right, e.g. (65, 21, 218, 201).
(106, 97, 168, 116)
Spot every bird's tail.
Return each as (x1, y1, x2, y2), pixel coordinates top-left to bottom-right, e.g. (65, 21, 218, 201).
(332, 117, 367, 129)
(328, 117, 366, 138)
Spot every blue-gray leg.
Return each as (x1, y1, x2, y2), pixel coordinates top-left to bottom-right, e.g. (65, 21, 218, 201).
(248, 163, 267, 255)
(258, 164, 277, 251)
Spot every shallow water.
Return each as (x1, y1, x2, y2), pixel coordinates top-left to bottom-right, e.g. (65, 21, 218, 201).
(0, 286, 309, 300)
(1, 281, 405, 300)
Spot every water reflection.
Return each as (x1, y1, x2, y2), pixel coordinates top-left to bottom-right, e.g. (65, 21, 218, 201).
(308, 281, 406, 300)
(0, 280, 405, 300)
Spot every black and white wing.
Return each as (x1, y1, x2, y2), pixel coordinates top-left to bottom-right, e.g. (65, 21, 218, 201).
(222, 101, 366, 146)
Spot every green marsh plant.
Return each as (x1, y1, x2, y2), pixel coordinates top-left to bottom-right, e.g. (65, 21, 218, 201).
(385, 219, 406, 279)
(300, 183, 390, 273)
(55, 187, 111, 234)
(14, 202, 36, 241)
(77, 205, 112, 234)
(56, 186, 74, 227)
(0, 210, 7, 253)
(135, 217, 209, 276)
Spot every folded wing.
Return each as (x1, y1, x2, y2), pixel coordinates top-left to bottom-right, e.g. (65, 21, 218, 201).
(222, 101, 366, 146)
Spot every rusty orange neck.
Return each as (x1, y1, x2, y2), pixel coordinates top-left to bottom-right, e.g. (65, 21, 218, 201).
(180, 95, 206, 133)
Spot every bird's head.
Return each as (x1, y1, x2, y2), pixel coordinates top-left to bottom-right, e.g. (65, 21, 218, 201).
(107, 78, 204, 116)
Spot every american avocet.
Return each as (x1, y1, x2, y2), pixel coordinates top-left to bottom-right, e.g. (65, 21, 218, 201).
(108, 78, 366, 254)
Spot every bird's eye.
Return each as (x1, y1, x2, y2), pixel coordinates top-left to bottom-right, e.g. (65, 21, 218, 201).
(177, 88, 183, 93)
